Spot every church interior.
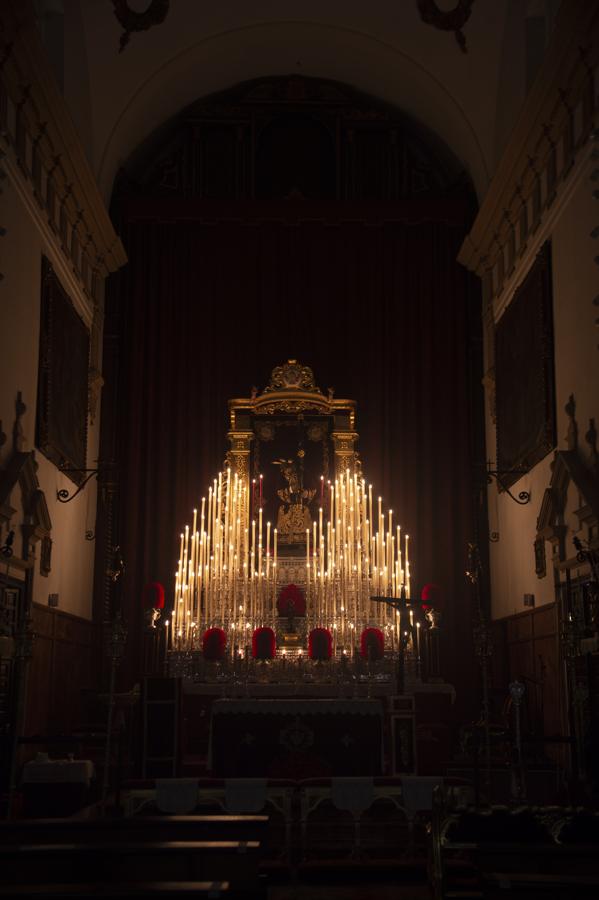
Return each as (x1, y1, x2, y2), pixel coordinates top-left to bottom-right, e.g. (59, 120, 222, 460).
(1, 0, 598, 896)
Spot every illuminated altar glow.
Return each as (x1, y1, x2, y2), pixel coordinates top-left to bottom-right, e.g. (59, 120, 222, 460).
(171, 465, 411, 656)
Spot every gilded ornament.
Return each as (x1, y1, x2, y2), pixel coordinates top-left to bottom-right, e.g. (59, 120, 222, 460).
(263, 360, 322, 395)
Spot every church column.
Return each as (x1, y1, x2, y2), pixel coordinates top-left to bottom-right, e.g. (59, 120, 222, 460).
(227, 429, 253, 546)
(331, 430, 359, 478)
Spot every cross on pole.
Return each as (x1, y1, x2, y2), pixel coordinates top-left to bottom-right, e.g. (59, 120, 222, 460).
(370, 590, 424, 693)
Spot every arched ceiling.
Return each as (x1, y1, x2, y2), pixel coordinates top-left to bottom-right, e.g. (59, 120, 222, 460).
(61, 0, 538, 203)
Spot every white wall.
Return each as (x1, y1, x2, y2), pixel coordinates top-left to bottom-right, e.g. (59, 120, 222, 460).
(0, 178, 98, 620)
(488, 147, 599, 619)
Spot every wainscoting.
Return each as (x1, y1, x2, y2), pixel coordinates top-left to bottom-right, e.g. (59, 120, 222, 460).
(25, 604, 98, 738)
(490, 603, 565, 744)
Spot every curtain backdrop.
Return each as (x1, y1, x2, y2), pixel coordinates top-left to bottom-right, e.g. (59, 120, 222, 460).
(106, 196, 481, 710)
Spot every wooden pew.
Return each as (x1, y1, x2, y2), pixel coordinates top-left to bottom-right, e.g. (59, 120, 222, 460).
(430, 788, 599, 899)
(0, 882, 229, 899)
(0, 841, 261, 897)
(0, 814, 268, 846)
(484, 870, 599, 897)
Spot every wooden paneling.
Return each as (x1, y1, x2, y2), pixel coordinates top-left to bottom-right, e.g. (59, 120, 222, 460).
(24, 604, 98, 737)
(494, 603, 564, 742)
(507, 614, 533, 642)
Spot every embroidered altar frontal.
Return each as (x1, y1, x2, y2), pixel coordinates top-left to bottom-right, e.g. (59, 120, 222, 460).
(209, 699, 383, 777)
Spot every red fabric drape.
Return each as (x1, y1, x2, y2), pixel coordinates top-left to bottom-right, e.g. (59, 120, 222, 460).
(108, 199, 480, 712)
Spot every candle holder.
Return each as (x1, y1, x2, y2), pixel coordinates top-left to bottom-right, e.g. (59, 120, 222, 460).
(467, 541, 493, 796)
(101, 612, 128, 812)
(508, 679, 526, 803)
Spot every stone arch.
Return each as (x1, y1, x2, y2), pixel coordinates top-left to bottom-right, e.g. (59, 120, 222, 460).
(97, 20, 490, 202)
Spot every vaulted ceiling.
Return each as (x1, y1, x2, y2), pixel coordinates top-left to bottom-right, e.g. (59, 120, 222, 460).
(46, 0, 559, 202)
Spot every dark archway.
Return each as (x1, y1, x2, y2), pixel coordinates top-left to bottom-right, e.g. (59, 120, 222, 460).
(98, 76, 484, 718)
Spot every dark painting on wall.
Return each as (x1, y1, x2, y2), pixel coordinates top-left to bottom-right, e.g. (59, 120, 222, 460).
(36, 258, 89, 483)
(495, 241, 555, 488)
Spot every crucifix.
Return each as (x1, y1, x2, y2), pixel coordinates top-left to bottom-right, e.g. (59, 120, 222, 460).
(371, 589, 423, 693)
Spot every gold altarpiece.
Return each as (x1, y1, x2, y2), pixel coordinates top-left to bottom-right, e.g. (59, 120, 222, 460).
(170, 361, 413, 659)
(226, 359, 360, 552)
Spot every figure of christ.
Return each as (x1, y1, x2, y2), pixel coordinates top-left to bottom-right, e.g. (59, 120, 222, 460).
(272, 458, 315, 544)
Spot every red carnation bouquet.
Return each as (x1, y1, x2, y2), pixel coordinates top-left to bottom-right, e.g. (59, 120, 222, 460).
(360, 627, 385, 661)
(252, 626, 276, 660)
(276, 583, 306, 618)
(308, 627, 332, 661)
(142, 581, 165, 609)
(202, 627, 227, 661)
(421, 583, 443, 610)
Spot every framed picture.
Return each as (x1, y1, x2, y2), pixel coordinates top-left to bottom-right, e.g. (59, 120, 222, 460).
(495, 242, 555, 487)
(36, 258, 89, 483)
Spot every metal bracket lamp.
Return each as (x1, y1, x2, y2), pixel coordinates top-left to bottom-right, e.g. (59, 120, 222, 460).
(484, 461, 531, 505)
(56, 461, 114, 504)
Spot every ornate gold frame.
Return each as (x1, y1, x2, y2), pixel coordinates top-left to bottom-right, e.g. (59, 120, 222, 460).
(226, 360, 359, 530)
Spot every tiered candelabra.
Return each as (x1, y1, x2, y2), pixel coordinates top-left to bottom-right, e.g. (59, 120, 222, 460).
(170, 467, 413, 658)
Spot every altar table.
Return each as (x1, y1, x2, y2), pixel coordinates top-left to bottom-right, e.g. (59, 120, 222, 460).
(21, 757, 95, 817)
(209, 698, 383, 777)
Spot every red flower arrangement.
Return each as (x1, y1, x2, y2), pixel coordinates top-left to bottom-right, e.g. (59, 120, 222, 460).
(276, 583, 306, 618)
(252, 626, 276, 660)
(202, 627, 227, 661)
(421, 583, 443, 610)
(360, 627, 385, 661)
(142, 581, 165, 609)
(308, 627, 333, 661)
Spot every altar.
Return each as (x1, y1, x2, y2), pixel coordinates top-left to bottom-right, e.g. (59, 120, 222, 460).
(143, 362, 451, 779)
(209, 698, 383, 777)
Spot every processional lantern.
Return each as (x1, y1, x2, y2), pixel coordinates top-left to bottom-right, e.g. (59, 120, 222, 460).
(169, 361, 415, 662)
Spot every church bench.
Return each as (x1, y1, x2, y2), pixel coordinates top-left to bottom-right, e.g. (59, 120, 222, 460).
(0, 840, 261, 888)
(430, 789, 599, 899)
(483, 870, 599, 896)
(121, 777, 292, 859)
(0, 882, 229, 899)
(0, 814, 268, 845)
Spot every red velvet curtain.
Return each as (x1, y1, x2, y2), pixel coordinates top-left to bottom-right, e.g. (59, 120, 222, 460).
(109, 197, 481, 711)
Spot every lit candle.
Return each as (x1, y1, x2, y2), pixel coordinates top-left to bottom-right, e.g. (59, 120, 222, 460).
(258, 506, 262, 573)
